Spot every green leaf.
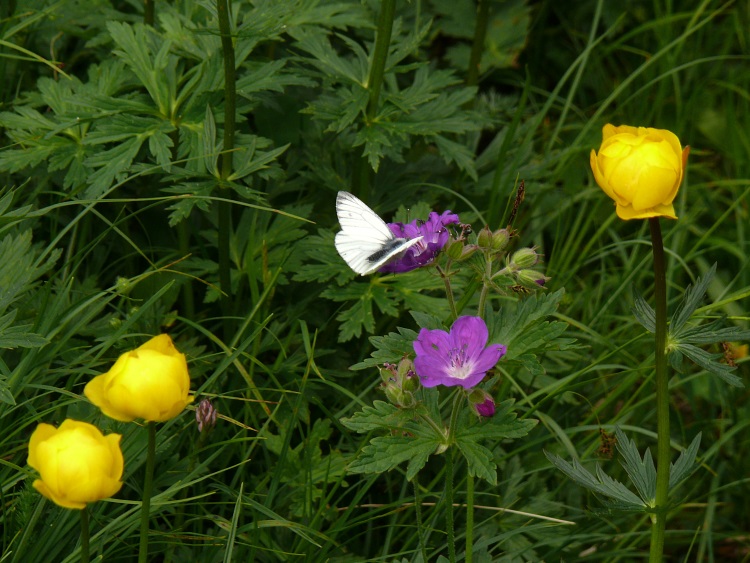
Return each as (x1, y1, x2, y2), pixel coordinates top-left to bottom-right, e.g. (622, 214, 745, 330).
(453, 400, 536, 485)
(632, 287, 656, 333)
(676, 320, 750, 345)
(488, 289, 575, 379)
(455, 440, 497, 484)
(0, 231, 61, 316)
(545, 452, 646, 509)
(346, 435, 438, 481)
(669, 432, 702, 489)
(614, 427, 655, 504)
(670, 263, 716, 334)
(341, 401, 432, 438)
(349, 327, 419, 371)
(673, 342, 743, 387)
(0, 374, 13, 406)
(0, 311, 48, 349)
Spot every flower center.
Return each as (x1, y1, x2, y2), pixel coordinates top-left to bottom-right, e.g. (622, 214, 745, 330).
(448, 345, 473, 380)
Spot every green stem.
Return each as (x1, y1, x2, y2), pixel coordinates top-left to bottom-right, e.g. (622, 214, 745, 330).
(444, 390, 462, 563)
(144, 0, 154, 26)
(477, 255, 493, 317)
(438, 264, 458, 321)
(216, 0, 236, 321)
(356, 0, 396, 197)
(80, 507, 90, 563)
(648, 217, 670, 563)
(465, 472, 474, 563)
(444, 447, 456, 563)
(465, 0, 490, 89)
(139, 422, 156, 563)
(413, 474, 428, 563)
(366, 0, 395, 122)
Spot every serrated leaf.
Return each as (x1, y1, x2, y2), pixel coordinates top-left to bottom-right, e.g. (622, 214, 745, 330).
(614, 427, 656, 503)
(0, 324, 48, 349)
(0, 375, 14, 406)
(677, 342, 744, 387)
(0, 231, 61, 315)
(670, 264, 717, 335)
(340, 400, 417, 433)
(346, 435, 439, 481)
(490, 289, 571, 364)
(677, 321, 750, 345)
(632, 287, 656, 333)
(669, 432, 701, 489)
(350, 327, 419, 370)
(455, 440, 497, 484)
(545, 452, 646, 509)
(454, 399, 535, 442)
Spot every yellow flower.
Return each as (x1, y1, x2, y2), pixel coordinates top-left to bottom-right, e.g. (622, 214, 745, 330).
(28, 419, 123, 509)
(85, 334, 194, 422)
(590, 124, 690, 220)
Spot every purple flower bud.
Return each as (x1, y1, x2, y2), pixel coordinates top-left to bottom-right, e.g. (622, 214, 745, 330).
(196, 398, 217, 433)
(475, 397, 496, 417)
(468, 388, 496, 418)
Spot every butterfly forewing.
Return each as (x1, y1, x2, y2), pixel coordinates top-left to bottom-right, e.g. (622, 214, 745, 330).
(334, 191, 422, 275)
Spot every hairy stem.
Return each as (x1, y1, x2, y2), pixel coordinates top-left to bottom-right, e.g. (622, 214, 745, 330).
(465, 472, 474, 563)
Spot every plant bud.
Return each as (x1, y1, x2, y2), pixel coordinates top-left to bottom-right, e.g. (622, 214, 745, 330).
(510, 247, 538, 269)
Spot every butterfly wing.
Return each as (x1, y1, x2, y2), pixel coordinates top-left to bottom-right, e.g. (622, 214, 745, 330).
(335, 191, 422, 275)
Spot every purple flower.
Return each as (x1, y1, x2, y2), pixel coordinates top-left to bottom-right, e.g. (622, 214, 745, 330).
(379, 210, 460, 274)
(413, 316, 506, 389)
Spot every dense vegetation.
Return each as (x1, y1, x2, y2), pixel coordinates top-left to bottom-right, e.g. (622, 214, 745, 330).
(1, 0, 748, 561)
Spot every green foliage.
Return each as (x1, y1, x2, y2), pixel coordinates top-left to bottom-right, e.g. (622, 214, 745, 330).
(0, 0, 748, 560)
(343, 395, 536, 485)
(633, 263, 750, 386)
(546, 427, 702, 511)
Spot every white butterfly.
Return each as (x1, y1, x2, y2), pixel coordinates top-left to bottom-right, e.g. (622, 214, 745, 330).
(335, 191, 423, 275)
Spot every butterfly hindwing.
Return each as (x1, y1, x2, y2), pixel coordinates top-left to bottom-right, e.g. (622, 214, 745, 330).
(334, 191, 422, 275)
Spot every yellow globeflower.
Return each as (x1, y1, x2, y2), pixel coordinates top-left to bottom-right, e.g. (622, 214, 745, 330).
(590, 124, 690, 220)
(28, 419, 124, 509)
(85, 334, 194, 422)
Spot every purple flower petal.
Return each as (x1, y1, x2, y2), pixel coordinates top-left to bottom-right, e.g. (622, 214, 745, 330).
(379, 209, 459, 274)
(412, 316, 505, 389)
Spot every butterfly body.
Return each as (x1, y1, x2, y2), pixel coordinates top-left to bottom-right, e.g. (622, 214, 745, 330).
(334, 191, 423, 275)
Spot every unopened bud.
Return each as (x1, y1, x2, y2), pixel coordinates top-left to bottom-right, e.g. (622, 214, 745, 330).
(444, 238, 465, 260)
(511, 247, 539, 269)
(491, 229, 511, 251)
(468, 389, 496, 418)
(517, 269, 549, 288)
(196, 398, 218, 433)
(477, 225, 493, 248)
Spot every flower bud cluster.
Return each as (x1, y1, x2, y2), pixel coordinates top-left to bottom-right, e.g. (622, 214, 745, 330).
(380, 357, 420, 408)
(477, 226, 511, 253)
(443, 223, 478, 262)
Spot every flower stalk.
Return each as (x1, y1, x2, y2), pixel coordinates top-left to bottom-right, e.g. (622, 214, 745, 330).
(465, 473, 474, 563)
(465, 0, 490, 89)
(80, 507, 90, 563)
(139, 422, 156, 563)
(356, 0, 395, 196)
(648, 217, 670, 562)
(216, 0, 236, 320)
